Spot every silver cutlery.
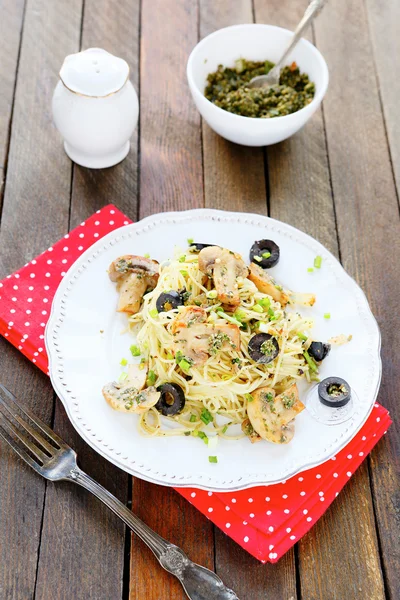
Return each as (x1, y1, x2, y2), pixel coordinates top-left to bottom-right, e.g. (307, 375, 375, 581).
(0, 384, 239, 600)
(248, 0, 328, 89)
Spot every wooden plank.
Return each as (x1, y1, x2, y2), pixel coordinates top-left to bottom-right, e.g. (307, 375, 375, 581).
(366, 0, 400, 198)
(139, 0, 203, 218)
(0, 0, 25, 202)
(0, 1, 80, 598)
(130, 2, 213, 599)
(253, 2, 387, 599)
(34, 1, 140, 599)
(314, 1, 400, 598)
(199, 1, 297, 598)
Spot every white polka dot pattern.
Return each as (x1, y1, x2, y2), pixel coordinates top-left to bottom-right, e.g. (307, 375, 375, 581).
(0, 203, 391, 565)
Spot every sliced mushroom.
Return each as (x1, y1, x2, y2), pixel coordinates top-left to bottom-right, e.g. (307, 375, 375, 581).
(241, 418, 262, 443)
(248, 263, 290, 307)
(246, 383, 305, 444)
(171, 307, 240, 366)
(198, 246, 248, 308)
(102, 363, 160, 413)
(109, 255, 159, 314)
(248, 264, 316, 308)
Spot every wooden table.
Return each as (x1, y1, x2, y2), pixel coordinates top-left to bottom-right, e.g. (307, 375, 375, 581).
(0, 1, 399, 598)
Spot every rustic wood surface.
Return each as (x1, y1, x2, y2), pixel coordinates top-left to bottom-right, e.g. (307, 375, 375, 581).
(0, 0, 398, 599)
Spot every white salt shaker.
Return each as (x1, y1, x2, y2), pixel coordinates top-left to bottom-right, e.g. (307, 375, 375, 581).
(52, 48, 139, 169)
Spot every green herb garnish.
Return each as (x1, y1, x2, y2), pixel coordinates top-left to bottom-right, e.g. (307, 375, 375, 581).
(245, 393, 254, 403)
(304, 350, 318, 373)
(200, 408, 213, 425)
(120, 358, 128, 366)
(149, 308, 158, 318)
(314, 255, 322, 269)
(189, 414, 197, 423)
(208, 456, 218, 464)
(324, 313, 331, 319)
(147, 370, 156, 386)
(257, 297, 271, 309)
(252, 304, 263, 313)
(221, 425, 228, 434)
(187, 238, 194, 245)
(130, 345, 141, 357)
(179, 358, 192, 374)
(262, 252, 271, 259)
(307, 267, 314, 273)
(297, 332, 308, 341)
(118, 372, 128, 382)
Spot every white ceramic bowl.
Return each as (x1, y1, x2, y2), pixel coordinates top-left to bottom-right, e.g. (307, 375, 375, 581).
(187, 24, 329, 146)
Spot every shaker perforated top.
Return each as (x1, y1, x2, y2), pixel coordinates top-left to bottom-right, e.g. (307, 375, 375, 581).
(59, 48, 129, 97)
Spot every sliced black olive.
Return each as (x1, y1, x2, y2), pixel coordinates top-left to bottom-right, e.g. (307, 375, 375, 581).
(318, 377, 351, 408)
(250, 239, 280, 268)
(155, 383, 186, 416)
(248, 333, 279, 364)
(189, 243, 216, 253)
(308, 341, 331, 362)
(156, 291, 184, 313)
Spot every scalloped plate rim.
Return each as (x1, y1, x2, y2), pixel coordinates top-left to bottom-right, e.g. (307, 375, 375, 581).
(46, 208, 382, 491)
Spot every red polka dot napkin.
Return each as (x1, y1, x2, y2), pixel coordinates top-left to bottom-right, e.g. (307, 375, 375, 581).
(0, 204, 391, 563)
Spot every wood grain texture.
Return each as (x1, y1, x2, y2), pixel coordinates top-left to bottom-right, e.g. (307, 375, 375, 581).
(315, 1, 400, 598)
(130, 2, 213, 598)
(139, 0, 203, 217)
(0, 0, 25, 201)
(366, 0, 400, 199)
(253, 2, 386, 598)
(34, 3, 140, 599)
(0, 1, 80, 598)
(200, 0, 267, 216)
(130, 482, 214, 600)
(199, 2, 296, 598)
(70, 0, 140, 224)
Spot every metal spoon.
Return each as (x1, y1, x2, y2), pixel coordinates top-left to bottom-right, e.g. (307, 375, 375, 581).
(248, 0, 328, 89)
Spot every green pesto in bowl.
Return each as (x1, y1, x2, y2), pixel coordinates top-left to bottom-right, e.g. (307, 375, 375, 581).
(204, 59, 315, 118)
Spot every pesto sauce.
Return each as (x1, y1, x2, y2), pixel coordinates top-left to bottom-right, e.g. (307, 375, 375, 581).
(205, 59, 315, 118)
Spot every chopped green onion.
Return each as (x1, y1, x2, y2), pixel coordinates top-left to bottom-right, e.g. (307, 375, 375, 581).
(149, 308, 158, 318)
(139, 357, 147, 370)
(268, 308, 276, 320)
(166, 352, 174, 360)
(175, 350, 183, 364)
(297, 332, 308, 341)
(200, 408, 213, 425)
(304, 350, 318, 373)
(208, 456, 218, 464)
(262, 251, 271, 259)
(221, 425, 228, 434)
(245, 393, 254, 403)
(178, 255, 186, 263)
(314, 255, 322, 269)
(307, 267, 314, 273)
(180, 270, 188, 277)
(257, 297, 271, 308)
(310, 373, 321, 382)
(144, 253, 150, 258)
(120, 357, 128, 366)
(189, 414, 197, 423)
(147, 370, 156, 386)
(187, 238, 194, 245)
(193, 430, 208, 444)
(206, 289, 218, 299)
(252, 304, 264, 313)
(324, 313, 331, 320)
(215, 309, 242, 327)
(130, 345, 141, 357)
(179, 358, 192, 374)
(233, 309, 246, 322)
(253, 255, 262, 262)
(118, 372, 128, 382)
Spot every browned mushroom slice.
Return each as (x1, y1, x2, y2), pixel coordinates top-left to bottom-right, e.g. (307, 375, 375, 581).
(198, 246, 248, 308)
(102, 363, 160, 413)
(109, 255, 159, 314)
(246, 383, 305, 444)
(171, 307, 240, 366)
(248, 263, 316, 308)
(248, 263, 290, 307)
(241, 418, 262, 443)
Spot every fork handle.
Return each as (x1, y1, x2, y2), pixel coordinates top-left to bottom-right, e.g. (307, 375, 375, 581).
(69, 468, 239, 600)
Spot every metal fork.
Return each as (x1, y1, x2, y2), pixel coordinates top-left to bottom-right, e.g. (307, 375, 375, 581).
(0, 384, 239, 600)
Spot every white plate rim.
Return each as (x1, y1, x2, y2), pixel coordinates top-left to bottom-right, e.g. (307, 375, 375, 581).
(46, 209, 382, 491)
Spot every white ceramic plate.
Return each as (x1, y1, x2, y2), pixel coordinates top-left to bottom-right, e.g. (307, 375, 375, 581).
(46, 209, 381, 491)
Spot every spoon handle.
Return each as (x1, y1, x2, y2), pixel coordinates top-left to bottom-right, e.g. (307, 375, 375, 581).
(272, 0, 328, 75)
